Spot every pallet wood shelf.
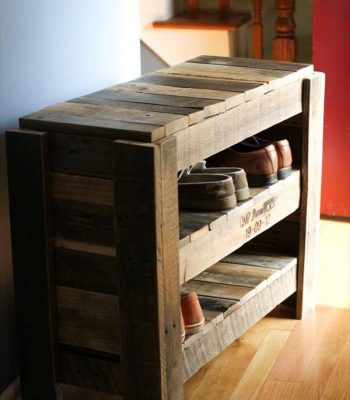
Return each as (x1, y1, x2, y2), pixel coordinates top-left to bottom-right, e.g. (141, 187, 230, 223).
(181, 253, 297, 380)
(6, 55, 324, 399)
(179, 170, 300, 283)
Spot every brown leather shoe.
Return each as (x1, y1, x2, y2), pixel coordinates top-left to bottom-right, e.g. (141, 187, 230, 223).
(248, 137, 293, 179)
(181, 292, 205, 335)
(190, 161, 250, 202)
(207, 143, 278, 187)
(178, 173, 237, 210)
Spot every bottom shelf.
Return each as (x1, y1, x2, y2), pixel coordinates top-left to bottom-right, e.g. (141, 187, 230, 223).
(181, 253, 297, 381)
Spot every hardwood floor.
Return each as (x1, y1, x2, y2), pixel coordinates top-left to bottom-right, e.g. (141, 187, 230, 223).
(185, 219, 350, 400)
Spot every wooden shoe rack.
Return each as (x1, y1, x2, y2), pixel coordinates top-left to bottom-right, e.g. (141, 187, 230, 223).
(6, 56, 324, 399)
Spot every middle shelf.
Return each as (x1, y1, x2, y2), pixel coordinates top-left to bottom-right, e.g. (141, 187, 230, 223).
(179, 170, 300, 284)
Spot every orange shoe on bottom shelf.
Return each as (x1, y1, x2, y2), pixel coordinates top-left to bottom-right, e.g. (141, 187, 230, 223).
(181, 292, 205, 336)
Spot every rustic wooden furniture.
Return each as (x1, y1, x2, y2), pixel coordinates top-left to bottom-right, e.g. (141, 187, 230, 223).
(6, 56, 324, 400)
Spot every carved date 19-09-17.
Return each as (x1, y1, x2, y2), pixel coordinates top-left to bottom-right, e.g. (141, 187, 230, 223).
(240, 196, 277, 239)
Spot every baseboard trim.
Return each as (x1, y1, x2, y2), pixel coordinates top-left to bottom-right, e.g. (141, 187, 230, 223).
(0, 378, 20, 400)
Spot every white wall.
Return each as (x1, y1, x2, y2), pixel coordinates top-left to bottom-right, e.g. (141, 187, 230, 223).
(0, 0, 140, 392)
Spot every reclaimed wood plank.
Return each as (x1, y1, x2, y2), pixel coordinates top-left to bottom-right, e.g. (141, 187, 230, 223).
(188, 55, 313, 73)
(51, 173, 114, 206)
(134, 73, 266, 101)
(60, 349, 122, 395)
(20, 112, 165, 142)
(57, 286, 120, 355)
(297, 73, 325, 318)
(54, 248, 118, 295)
(6, 129, 59, 399)
(69, 95, 205, 126)
(182, 265, 297, 381)
(114, 82, 245, 110)
(114, 138, 182, 399)
(179, 171, 300, 284)
(83, 89, 225, 120)
(159, 62, 299, 91)
(174, 79, 303, 171)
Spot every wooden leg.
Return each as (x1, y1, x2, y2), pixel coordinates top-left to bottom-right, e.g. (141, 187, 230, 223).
(114, 137, 182, 400)
(188, 0, 199, 18)
(6, 130, 59, 399)
(297, 73, 325, 318)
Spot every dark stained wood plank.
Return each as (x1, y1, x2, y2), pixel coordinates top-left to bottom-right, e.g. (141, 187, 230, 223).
(188, 55, 313, 72)
(54, 248, 118, 295)
(29, 101, 189, 136)
(69, 95, 206, 125)
(6, 129, 59, 399)
(114, 138, 182, 399)
(115, 82, 245, 110)
(134, 73, 266, 100)
(51, 173, 114, 206)
(49, 132, 114, 178)
(91, 88, 225, 119)
(197, 295, 239, 317)
(57, 286, 120, 355)
(181, 280, 254, 302)
(20, 112, 165, 142)
(60, 348, 122, 395)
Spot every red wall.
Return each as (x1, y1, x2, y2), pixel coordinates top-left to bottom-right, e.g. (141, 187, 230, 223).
(313, 0, 350, 218)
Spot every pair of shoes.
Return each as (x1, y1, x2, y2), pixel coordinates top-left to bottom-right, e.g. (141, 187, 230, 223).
(178, 162, 250, 211)
(207, 137, 293, 187)
(180, 292, 205, 343)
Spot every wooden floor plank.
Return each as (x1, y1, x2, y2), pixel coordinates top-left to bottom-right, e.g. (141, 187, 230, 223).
(321, 333, 350, 400)
(228, 330, 290, 400)
(255, 380, 300, 400)
(267, 305, 334, 382)
(294, 308, 350, 399)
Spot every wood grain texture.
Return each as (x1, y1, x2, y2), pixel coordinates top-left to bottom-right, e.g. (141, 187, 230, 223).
(179, 171, 300, 284)
(114, 82, 245, 111)
(297, 73, 325, 317)
(60, 349, 122, 395)
(54, 248, 118, 295)
(228, 330, 291, 400)
(6, 129, 58, 399)
(114, 138, 182, 399)
(174, 79, 303, 171)
(56, 286, 120, 355)
(159, 62, 300, 91)
(182, 265, 297, 381)
(188, 55, 311, 73)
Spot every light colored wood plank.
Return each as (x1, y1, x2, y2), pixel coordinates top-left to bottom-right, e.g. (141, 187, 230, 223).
(223, 254, 297, 271)
(51, 173, 113, 206)
(321, 332, 350, 400)
(115, 82, 245, 110)
(179, 171, 300, 284)
(174, 78, 303, 171)
(297, 72, 325, 317)
(160, 62, 300, 91)
(228, 330, 291, 400)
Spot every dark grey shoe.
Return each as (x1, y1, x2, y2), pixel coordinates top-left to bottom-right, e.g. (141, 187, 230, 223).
(191, 161, 250, 201)
(178, 173, 236, 211)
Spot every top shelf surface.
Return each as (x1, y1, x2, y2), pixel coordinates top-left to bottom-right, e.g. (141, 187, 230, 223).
(20, 55, 313, 145)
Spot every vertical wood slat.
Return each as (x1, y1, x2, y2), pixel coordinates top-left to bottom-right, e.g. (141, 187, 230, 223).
(297, 73, 325, 318)
(6, 129, 58, 399)
(114, 137, 182, 400)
